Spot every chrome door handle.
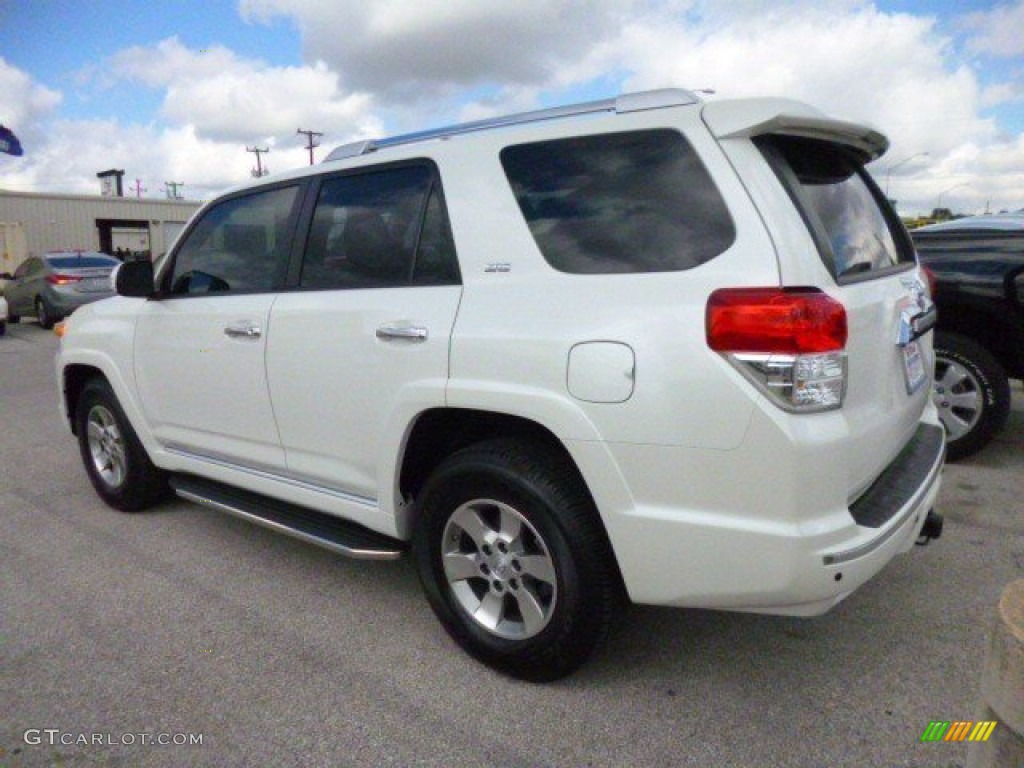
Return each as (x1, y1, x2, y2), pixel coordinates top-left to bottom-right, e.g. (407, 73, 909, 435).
(375, 325, 428, 342)
(224, 323, 262, 339)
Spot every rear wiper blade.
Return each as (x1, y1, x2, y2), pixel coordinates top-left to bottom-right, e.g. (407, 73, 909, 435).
(840, 262, 873, 277)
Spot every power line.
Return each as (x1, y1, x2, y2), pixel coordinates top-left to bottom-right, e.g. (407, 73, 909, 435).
(297, 128, 323, 165)
(246, 146, 270, 177)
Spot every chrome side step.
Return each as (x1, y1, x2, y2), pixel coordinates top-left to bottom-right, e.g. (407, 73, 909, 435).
(169, 475, 405, 561)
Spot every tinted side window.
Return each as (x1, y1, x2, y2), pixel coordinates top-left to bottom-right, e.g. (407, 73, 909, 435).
(300, 165, 457, 290)
(500, 130, 735, 274)
(412, 185, 459, 286)
(168, 185, 299, 295)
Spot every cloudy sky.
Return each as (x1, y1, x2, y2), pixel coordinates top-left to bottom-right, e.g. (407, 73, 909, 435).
(1, 0, 1021, 215)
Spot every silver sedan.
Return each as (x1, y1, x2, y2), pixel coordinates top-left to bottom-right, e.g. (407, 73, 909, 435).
(2, 251, 121, 329)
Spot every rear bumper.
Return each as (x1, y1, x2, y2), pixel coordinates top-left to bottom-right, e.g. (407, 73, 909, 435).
(44, 287, 114, 317)
(572, 414, 946, 616)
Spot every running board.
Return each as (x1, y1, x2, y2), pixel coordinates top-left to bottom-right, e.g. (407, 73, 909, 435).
(169, 475, 405, 560)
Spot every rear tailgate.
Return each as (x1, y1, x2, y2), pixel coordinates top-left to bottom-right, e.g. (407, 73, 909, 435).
(702, 100, 936, 502)
(759, 133, 935, 500)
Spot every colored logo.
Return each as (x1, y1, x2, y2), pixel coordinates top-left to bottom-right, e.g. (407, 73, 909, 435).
(920, 720, 997, 743)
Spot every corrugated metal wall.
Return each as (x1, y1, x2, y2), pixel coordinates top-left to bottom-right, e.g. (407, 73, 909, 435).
(0, 191, 201, 264)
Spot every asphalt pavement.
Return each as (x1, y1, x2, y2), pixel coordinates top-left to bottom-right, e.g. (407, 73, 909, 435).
(2, 320, 1022, 767)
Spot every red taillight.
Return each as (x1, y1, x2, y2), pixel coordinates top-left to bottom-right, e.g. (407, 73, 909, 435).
(706, 287, 847, 354)
(46, 273, 82, 285)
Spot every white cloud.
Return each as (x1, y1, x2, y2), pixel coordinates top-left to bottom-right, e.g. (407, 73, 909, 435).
(0, 39, 387, 197)
(239, 0, 639, 99)
(0, 58, 62, 135)
(106, 37, 383, 144)
(963, 0, 1024, 58)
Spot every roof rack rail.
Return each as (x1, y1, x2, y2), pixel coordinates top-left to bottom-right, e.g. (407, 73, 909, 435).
(324, 89, 701, 163)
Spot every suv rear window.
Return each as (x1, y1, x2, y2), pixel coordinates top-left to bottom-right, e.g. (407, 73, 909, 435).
(760, 136, 914, 280)
(500, 130, 735, 274)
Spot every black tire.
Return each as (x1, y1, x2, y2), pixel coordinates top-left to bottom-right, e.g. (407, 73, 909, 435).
(36, 298, 55, 329)
(412, 438, 623, 681)
(75, 377, 168, 511)
(8, 311, 20, 323)
(932, 331, 1011, 461)
(0, 320, 5, 336)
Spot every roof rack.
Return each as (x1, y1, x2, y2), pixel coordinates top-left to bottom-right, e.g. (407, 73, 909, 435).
(324, 89, 701, 162)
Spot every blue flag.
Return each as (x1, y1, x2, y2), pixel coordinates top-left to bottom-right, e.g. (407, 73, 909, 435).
(0, 125, 24, 156)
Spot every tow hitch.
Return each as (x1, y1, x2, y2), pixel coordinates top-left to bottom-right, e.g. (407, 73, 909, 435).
(916, 509, 943, 546)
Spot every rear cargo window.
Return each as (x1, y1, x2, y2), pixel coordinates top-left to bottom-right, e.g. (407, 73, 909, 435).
(759, 136, 913, 280)
(500, 130, 735, 274)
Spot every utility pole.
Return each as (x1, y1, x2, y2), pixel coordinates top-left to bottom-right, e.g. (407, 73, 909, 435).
(246, 146, 270, 177)
(164, 181, 184, 200)
(130, 178, 146, 198)
(297, 128, 323, 165)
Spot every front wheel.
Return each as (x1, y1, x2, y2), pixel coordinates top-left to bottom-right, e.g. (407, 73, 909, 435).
(412, 439, 622, 681)
(932, 331, 1010, 461)
(76, 378, 168, 511)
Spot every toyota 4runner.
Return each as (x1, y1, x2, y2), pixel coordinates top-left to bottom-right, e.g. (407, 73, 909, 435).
(57, 89, 946, 680)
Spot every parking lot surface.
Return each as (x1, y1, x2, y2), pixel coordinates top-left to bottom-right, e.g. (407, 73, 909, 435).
(2, 321, 1022, 767)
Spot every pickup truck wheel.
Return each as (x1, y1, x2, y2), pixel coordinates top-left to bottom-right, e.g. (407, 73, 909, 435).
(413, 438, 620, 681)
(932, 331, 1010, 461)
(76, 378, 168, 511)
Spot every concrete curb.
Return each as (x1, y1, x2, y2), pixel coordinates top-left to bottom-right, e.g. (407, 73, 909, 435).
(967, 579, 1024, 767)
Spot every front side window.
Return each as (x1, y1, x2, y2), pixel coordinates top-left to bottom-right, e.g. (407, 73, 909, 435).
(300, 164, 458, 290)
(167, 185, 299, 295)
(760, 135, 914, 280)
(500, 130, 736, 274)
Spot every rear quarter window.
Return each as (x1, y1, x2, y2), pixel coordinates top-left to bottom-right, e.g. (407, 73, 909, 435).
(500, 129, 735, 274)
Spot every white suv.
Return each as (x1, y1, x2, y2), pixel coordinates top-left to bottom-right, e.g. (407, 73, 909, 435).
(57, 89, 945, 680)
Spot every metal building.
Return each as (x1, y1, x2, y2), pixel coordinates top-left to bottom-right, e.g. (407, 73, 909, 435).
(0, 189, 202, 275)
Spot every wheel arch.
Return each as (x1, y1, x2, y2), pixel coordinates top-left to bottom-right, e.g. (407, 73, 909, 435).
(63, 363, 105, 436)
(395, 407, 628, 591)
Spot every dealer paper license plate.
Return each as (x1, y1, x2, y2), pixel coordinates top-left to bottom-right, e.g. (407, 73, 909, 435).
(902, 340, 926, 394)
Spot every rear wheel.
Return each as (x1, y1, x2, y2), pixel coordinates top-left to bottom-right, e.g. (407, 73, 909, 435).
(412, 438, 622, 681)
(932, 331, 1010, 461)
(76, 378, 168, 511)
(36, 298, 55, 329)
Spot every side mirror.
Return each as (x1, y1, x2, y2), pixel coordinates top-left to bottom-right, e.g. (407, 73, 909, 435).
(112, 260, 155, 298)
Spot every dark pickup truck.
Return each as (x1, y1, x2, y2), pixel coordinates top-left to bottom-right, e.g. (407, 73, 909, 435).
(912, 213, 1024, 459)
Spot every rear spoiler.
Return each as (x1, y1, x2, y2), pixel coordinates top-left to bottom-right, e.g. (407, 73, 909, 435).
(701, 98, 889, 162)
